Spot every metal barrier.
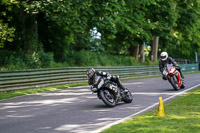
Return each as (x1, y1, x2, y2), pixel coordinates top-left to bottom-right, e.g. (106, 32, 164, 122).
(0, 64, 199, 91)
(180, 64, 199, 73)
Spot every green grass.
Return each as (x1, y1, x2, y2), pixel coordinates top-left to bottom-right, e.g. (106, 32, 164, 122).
(101, 87, 200, 133)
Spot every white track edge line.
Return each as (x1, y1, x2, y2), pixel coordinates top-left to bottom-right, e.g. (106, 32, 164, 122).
(92, 84, 200, 133)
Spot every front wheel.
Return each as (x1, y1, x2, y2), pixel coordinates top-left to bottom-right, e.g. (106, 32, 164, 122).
(99, 89, 116, 107)
(169, 76, 180, 91)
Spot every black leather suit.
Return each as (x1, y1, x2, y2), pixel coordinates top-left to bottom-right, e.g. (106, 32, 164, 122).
(159, 57, 184, 78)
(88, 71, 126, 90)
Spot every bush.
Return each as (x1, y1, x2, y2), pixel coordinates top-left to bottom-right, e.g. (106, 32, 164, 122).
(0, 49, 155, 70)
(4, 55, 26, 70)
(0, 49, 12, 67)
(38, 51, 54, 68)
(64, 50, 140, 67)
(66, 50, 98, 66)
(0, 50, 54, 70)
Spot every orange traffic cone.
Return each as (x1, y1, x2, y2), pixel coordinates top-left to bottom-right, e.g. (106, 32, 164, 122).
(157, 97, 166, 117)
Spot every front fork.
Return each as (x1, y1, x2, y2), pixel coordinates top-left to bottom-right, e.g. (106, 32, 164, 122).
(168, 73, 181, 87)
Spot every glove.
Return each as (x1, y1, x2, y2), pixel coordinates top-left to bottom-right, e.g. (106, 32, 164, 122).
(162, 70, 167, 76)
(107, 74, 111, 80)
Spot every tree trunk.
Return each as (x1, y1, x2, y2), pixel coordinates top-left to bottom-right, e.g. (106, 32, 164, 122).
(24, 16, 38, 54)
(151, 36, 159, 61)
(139, 43, 145, 62)
(20, 9, 38, 55)
(129, 45, 139, 59)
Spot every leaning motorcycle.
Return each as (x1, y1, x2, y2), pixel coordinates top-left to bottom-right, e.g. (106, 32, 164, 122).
(90, 75, 133, 107)
(163, 64, 185, 91)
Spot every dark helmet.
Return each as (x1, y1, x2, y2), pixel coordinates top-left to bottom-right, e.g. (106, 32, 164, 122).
(86, 68, 95, 78)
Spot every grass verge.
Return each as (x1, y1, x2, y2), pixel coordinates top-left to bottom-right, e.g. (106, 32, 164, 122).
(101, 87, 200, 133)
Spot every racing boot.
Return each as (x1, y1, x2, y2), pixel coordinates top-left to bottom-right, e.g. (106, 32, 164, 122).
(119, 84, 126, 90)
(118, 83, 129, 93)
(177, 68, 184, 79)
(111, 75, 127, 91)
(181, 77, 185, 89)
(181, 81, 186, 89)
(180, 71, 184, 79)
(162, 75, 167, 80)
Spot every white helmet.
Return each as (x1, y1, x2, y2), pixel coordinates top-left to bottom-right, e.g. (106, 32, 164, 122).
(160, 52, 168, 61)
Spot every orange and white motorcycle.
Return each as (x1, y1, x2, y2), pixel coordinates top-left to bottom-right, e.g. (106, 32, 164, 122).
(163, 64, 185, 91)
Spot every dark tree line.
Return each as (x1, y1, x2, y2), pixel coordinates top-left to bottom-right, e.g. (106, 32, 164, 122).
(0, 0, 200, 64)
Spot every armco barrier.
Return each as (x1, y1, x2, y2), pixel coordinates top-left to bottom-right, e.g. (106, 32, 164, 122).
(0, 64, 199, 91)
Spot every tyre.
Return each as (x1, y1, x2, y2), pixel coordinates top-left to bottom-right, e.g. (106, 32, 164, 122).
(169, 76, 180, 91)
(122, 89, 133, 103)
(99, 89, 116, 107)
(180, 82, 185, 89)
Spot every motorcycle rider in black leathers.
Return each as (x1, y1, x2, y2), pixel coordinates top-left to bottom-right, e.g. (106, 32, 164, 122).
(86, 68, 126, 92)
(159, 52, 184, 80)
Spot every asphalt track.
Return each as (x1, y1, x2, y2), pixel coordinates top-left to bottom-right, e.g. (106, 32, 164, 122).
(0, 73, 200, 133)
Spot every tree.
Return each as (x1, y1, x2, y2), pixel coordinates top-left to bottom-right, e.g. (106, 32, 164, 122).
(109, 0, 154, 58)
(144, 0, 177, 61)
(0, 1, 16, 48)
(0, 22, 15, 48)
(166, 0, 200, 61)
(1, 0, 199, 67)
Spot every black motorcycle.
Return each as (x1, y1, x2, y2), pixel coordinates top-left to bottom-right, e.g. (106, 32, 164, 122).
(90, 75, 133, 107)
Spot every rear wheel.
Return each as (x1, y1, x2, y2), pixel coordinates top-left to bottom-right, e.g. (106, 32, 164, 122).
(122, 89, 133, 103)
(169, 76, 180, 91)
(99, 89, 116, 107)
